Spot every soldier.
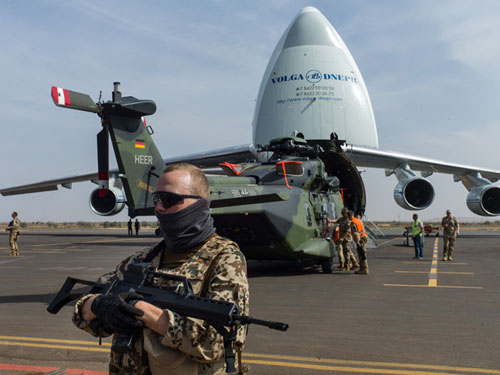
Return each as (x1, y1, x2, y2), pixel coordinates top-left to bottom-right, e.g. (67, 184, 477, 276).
(72, 163, 249, 375)
(412, 214, 424, 259)
(441, 209, 459, 261)
(6, 211, 20, 257)
(349, 211, 369, 275)
(135, 218, 140, 236)
(127, 218, 133, 236)
(332, 207, 359, 271)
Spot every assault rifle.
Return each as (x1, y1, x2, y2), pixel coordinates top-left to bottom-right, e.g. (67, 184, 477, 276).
(47, 262, 288, 374)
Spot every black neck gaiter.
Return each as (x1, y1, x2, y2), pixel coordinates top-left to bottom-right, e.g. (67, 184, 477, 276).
(156, 198, 215, 252)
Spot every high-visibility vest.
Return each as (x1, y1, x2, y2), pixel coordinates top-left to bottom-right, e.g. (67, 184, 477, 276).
(333, 226, 340, 244)
(412, 220, 423, 236)
(351, 217, 367, 239)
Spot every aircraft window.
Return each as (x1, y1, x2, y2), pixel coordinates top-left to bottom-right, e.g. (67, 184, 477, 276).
(276, 162, 304, 176)
(326, 195, 337, 219)
(304, 202, 313, 227)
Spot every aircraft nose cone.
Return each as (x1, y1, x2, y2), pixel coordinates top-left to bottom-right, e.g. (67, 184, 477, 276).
(282, 7, 343, 49)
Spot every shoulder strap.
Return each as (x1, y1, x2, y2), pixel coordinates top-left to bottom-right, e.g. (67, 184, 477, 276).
(143, 240, 166, 263)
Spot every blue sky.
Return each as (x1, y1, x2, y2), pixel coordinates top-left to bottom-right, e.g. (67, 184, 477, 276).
(1, 0, 499, 222)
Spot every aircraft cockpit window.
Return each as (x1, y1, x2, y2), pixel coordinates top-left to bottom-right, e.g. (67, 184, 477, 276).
(276, 162, 304, 176)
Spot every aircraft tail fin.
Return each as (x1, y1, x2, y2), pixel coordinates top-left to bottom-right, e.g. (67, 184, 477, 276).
(102, 84, 165, 217)
(51, 83, 165, 217)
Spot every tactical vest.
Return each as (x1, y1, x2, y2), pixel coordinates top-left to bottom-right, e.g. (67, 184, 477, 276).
(142, 235, 243, 375)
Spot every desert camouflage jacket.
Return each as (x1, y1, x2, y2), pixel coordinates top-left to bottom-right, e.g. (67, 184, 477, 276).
(337, 217, 352, 241)
(72, 234, 249, 375)
(441, 216, 459, 237)
(7, 218, 20, 233)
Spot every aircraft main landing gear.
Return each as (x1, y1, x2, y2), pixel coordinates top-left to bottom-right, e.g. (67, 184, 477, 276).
(320, 257, 334, 273)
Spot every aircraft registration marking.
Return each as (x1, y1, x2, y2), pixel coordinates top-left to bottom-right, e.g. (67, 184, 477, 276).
(134, 154, 153, 165)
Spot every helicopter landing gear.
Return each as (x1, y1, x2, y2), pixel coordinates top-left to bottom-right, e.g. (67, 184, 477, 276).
(320, 256, 334, 273)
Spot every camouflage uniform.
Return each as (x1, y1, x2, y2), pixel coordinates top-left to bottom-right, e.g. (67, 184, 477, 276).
(351, 218, 368, 274)
(7, 217, 20, 256)
(72, 234, 249, 375)
(441, 215, 459, 260)
(336, 217, 358, 270)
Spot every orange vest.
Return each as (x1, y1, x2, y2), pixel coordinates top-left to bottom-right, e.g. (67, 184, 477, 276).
(333, 226, 340, 244)
(351, 217, 367, 239)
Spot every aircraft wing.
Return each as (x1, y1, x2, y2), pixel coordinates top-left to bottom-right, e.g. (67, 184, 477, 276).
(163, 142, 500, 182)
(0, 172, 98, 196)
(4, 143, 500, 195)
(344, 144, 500, 182)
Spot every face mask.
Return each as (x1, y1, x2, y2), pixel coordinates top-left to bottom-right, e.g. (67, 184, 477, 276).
(156, 198, 215, 252)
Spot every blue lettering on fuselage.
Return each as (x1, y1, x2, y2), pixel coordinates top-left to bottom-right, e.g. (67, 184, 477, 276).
(271, 74, 304, 84)
(271, 70, 358, 84)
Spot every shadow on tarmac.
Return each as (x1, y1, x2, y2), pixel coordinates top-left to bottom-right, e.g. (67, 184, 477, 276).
(247, 259, 347, 278)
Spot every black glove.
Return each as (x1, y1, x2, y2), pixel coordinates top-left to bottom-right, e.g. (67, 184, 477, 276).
(91, 291, 145, 334)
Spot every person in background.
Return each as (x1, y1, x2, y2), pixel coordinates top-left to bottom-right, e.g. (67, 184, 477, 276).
(412, 214, 424, 259)
(441, 209, 459, 261)
(135, 219, 140, 236)
(6, 211, 20, 257)
(349, 211, 369, 275)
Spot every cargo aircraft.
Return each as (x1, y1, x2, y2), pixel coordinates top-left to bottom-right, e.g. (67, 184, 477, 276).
(2, 7, 500, 271)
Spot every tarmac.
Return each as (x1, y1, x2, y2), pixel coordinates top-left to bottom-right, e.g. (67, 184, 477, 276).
(0, 228, 499, 374)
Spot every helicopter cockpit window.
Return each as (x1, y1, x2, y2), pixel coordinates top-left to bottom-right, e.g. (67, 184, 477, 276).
(276, 162, 304, 176)
(325, 198, 337, 220)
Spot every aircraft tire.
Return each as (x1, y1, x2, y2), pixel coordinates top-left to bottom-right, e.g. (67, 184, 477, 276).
(321, 257, 334, 273)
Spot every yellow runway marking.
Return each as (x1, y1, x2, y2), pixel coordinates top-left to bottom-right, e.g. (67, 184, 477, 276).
(0, 336, 111, 346)
(1, 336, 500, 374)
(32, 237, 155, 247)
(395, 271, 474, 275)
(0, 340, 108, 353)
(244, 353, 500, 373)
(402, 261, 432, 264)
(22, 249, 91, 253)
(427, 238, 440, 287)
(384, 284, 483, 289)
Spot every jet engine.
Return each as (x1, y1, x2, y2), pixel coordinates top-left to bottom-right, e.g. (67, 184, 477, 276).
(89, 186, 126, 216)
(466, 185, 500, 216)
(460, 173, 500, 216)
(393, 177, 435, 210)
(387, 165, 435, 210)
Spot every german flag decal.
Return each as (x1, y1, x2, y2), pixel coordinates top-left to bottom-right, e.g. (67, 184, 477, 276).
(135, 140, 146, 149)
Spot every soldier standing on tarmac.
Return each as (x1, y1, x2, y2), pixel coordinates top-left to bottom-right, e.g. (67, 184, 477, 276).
(332, 207, 359, 271)
(6, 211, 20, 257)
(127, 219, 133, 236)
(441, 209, 459, 261)
(349, 211, 369, 275)
(71, 163, 249, 375)
(135, 218, 140, 236)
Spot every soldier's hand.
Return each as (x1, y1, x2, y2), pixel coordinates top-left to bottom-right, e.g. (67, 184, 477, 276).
(91, 292, 145, 334)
